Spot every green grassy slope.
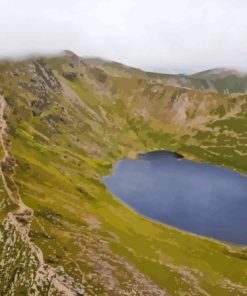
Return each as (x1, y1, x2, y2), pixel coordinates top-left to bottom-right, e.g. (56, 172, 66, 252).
(0, 52, 247, 295)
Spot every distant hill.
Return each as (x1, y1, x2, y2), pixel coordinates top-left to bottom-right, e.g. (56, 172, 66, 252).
(189, 68, 247, 93)
(191, 67, 247, 79)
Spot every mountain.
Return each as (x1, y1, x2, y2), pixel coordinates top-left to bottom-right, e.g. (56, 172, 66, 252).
(0, 51, 247, 295)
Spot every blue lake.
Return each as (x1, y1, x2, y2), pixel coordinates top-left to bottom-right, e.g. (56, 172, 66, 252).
(103, 151, 247, 245)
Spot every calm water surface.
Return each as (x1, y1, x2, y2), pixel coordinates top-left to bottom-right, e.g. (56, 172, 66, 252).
(103, 151, 247, 244)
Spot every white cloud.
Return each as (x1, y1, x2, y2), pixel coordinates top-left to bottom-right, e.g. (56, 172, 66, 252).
(1, 0, 247, 72)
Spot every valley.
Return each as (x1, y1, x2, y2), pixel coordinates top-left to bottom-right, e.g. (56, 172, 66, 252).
(0, 51, 247, 295)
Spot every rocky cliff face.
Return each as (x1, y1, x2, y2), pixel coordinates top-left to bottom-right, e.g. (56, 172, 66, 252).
(0, 51, 247, 295)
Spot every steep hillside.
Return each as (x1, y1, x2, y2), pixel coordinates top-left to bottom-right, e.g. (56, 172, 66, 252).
(84, 57, 247, 94)
(0, 51, 247, 295)
(83, 57, 146, 78)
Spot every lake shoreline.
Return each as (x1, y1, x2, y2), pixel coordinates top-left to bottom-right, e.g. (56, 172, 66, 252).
(104, 150, 247, 245)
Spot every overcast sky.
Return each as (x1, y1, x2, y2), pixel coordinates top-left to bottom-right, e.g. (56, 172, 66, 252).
(1, 0, 247, 73)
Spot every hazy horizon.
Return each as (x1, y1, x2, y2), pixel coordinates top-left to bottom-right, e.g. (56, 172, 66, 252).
(1, 0, 247, 74)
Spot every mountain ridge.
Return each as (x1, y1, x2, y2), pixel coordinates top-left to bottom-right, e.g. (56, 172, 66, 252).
(81, 54, 247, 94)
